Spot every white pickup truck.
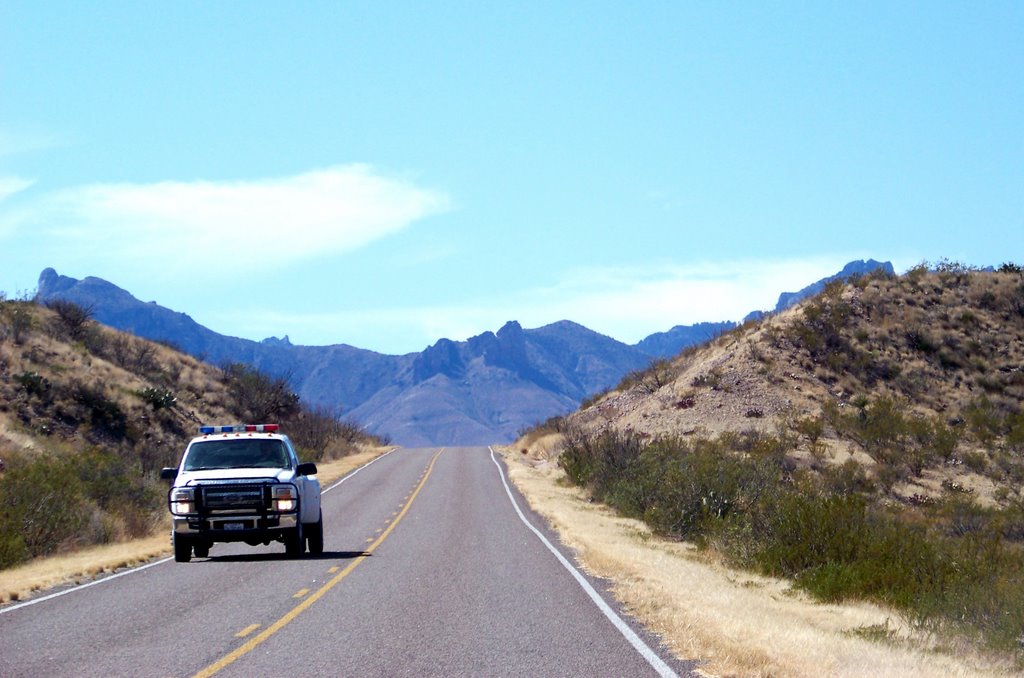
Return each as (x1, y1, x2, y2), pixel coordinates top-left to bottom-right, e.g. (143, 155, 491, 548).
(160, 424, 323, 562)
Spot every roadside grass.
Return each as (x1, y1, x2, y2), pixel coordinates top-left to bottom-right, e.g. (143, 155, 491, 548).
(0, 447, 391, 605)
(556, 427, 1024, 659)
(501, 448, 1015, 677)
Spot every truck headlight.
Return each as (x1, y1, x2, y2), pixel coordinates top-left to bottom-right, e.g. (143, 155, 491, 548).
(271, 484, 298, 512)
(170, 487, 196, 515)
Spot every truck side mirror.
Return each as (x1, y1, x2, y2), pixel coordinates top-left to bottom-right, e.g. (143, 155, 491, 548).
(296, 462, 317, 477)
(160, 467, 178, 481)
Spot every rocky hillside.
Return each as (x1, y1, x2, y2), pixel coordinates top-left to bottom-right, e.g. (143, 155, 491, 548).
(568, 262, 1024, 504)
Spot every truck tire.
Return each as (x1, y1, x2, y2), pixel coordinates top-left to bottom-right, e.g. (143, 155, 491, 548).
(285, 522, 305, 557)
(193, 541, 210, 558)
(306, 511, 324, 555)
(173, 534, 192, 563)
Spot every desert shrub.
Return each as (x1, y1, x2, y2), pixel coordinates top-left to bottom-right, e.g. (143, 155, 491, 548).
(81, 324, 109, 357)
(287, 406, 367, 461)
(109, 334, 133, 368)
(44, 299, 94, 342)
(557, 424, 1024, 653)
(787, 285, 856, 367)
(14, 371, 51, 399)
(906, 327, 938, 354)
(905, 262, 929, 289)
(130, 340, 160, 375)
(221, 362, 300, 423)
(1007, 411, 1024, 452)
(561, 428, 645, 500)
(518, 414, 567, 447)
(0, 454, 91, 567)
(793, 416, 824, 443)
(850, 396, 909, 459)
(752, 492, 870, 583)
(691, 369, 722, 389)
(964, 396, 1003, 446)
(0, 446, 165, 569)
(578, 391, 605, 410)
(4, 302, 34, 345)
(821, 459, 874, 495)
(139, 386, 176, 411)
(72, 382, 127, 440)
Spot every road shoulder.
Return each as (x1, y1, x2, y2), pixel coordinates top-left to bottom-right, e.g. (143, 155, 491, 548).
(497, 446, 1013, 678)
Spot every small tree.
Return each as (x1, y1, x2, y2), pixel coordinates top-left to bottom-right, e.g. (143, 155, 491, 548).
(8, 302, 34, 345)
(221, 363, 300, 423)
(45, 299, 95, 342)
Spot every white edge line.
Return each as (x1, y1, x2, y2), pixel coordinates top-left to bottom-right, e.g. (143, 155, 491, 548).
(488, 446, 678, 678)
(0, 556, 174, 615)
(1, 448, 397, 616)
(323, 447, 396, 494)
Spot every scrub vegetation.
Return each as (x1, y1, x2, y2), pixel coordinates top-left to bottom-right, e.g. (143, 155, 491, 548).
(523, 262, 1024, 661)
(0, 296, 384, 571)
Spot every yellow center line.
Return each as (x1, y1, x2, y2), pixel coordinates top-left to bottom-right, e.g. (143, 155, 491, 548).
(292, 588, 310, 599)
(234, 624, 260, 638)
(193, 448, 445, 678)
(327, 566, 339, 574)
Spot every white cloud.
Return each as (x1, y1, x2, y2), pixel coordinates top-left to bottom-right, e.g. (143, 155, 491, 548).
(501, 257, 855, 342)
(1, 165, 451, 277)
(0, 176, 33, 202)
(212, 255, 865, 354)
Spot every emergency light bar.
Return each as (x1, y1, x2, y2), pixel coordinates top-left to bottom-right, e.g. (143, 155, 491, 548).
(198, 424, 280, 434)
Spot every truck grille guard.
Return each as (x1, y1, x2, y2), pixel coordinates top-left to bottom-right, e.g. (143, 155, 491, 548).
(187, 477, 286, 516)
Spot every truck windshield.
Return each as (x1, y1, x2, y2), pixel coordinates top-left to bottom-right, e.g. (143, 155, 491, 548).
(183, 439, 289, 471)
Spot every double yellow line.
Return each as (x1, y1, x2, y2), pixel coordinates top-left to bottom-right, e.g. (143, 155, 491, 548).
(194, 448, 444, 678)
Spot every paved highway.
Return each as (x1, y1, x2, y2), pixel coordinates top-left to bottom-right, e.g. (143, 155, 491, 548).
(0, 447, 696, 677)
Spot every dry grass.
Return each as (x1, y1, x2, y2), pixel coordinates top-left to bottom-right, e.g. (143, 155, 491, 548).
(500, 448, 1015, 677)
(0, 446, 391, 605)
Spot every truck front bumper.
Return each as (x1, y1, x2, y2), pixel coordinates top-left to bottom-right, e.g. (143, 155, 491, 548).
(171, 513, 298, 542)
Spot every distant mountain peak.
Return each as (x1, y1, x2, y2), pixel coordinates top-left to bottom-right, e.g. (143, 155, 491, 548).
(497, 320, 524, 337)
(37, 267, 78, 297)
(774, 259, 894, 312)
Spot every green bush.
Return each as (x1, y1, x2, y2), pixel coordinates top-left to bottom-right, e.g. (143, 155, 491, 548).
(72, 382, 127, 439)
(221, 362, 300, 422)
(0, 455, 91, 568)
(14, 371, 51, 399)
(139, 386, 176, 411)
(558, 427, 1024, 654)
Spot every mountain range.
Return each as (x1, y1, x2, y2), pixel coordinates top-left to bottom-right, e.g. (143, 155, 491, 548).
(35, 259, 893, 445)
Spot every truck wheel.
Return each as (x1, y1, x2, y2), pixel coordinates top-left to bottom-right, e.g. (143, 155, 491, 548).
(173, 534, 192, 563)
(306, 511, 324, 555)
(193, 541, 210, 558)
(285, 523, 305, 557)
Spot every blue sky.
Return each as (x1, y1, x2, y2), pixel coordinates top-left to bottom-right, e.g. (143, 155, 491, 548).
(2, 3, 1021, 355)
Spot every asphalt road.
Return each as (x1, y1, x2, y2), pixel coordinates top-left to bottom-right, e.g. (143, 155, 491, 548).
(0, 447, 697, 677)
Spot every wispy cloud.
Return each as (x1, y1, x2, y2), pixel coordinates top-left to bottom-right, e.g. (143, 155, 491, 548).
(219, 256, 864, 353)
(0, 165, 451, 278)
(0, 126, 64, 157)
(0, 177, 34, 202)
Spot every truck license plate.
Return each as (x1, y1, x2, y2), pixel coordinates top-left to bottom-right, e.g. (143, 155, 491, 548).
(224, 522, 244, 531)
